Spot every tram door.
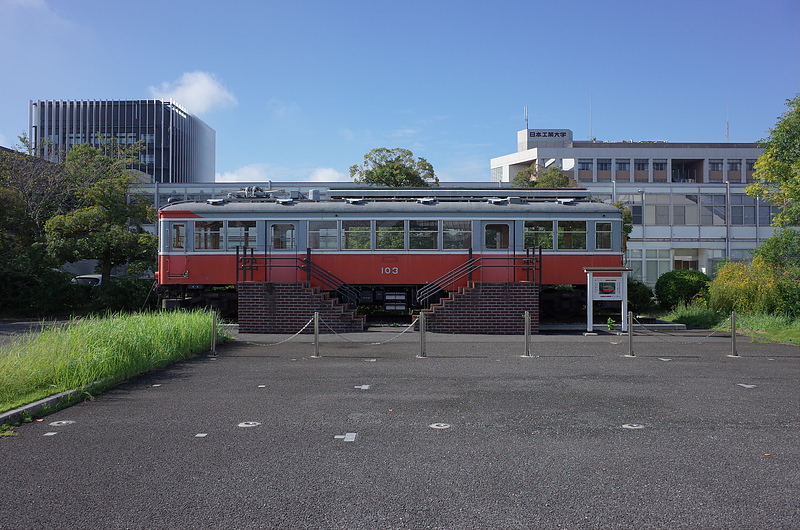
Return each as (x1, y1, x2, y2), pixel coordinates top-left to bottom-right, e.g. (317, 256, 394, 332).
(480, 221, 515, 281)
(267, 222, 298, 282)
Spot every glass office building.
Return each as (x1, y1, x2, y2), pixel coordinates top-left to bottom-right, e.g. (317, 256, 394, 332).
(29, 99, 215, 183)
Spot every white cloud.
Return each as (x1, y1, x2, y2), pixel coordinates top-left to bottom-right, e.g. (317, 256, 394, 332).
(216, 164, 349, 183)
(148, 72, 236, 115)
(307, 168, 349, 182)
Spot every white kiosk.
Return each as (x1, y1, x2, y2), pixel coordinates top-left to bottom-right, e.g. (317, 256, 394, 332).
(583, 267, 633, 333)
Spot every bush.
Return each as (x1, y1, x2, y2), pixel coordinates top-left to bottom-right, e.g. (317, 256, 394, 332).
(709, 257, 800, 318)
(654, 270, 710, 310)
(90, 276, 158, 313)
(0, 248, 87, 317)
(627, 277, 654, 314)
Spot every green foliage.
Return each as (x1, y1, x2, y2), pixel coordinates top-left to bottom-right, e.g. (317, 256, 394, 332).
(654, 269, 710, 309)
(511, 164, 576, 188)
(0, 246, 87, 317)
(46, 144, 156, 283)
(627, 277, 654, 314)
(745, 94, 800, 227)
(709, 257, 800, 318)
(753, 228, 800, 269)
(350, 147, 438, 187)
(665, 303, 725, 329)
(89, 277, 158, 312)
(0, 311, 223, 413)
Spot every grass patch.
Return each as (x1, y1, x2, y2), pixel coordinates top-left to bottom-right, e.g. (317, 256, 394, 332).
(664, 304, 726, 329)
(665, 304, 800, 344)
(0, 310, 225, 414)
(734, 313, 800, 344)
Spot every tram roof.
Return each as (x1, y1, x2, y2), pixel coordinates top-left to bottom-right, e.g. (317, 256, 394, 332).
(160, 196, 621, 216)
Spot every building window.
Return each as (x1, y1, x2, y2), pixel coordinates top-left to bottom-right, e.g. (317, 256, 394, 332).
(700, 194, 726, 225)
(597, 159, 611, 171)
(308, 221, 338, 249)
(270, 224, 296, 250)
(376, 220, 405, 249)
(616, 159, 630, 171)
(731, 195, 756, 225)
(709, 159, 723, 171)
(410, 220, 438, 249)
(227, 221, 257, 250)
(631, 205, 643, 225)
(195, 221, 222, 250)
(524, 221, 554, 249)
(653, 160, 667, 171)
(595, 222, 612, 250)
(634, 159, 649, 171)
(746, 159, 756, 171)
(577, 159, 593, 171)
(557, 221, 587, 250)
(343, 220, 371, 249)
(645, 249, 671, 284)
(443, 221, 471, 249)
(728, 160, 742, 171)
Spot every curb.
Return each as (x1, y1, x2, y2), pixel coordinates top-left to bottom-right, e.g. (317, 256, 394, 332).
(0, 388, 86, 427)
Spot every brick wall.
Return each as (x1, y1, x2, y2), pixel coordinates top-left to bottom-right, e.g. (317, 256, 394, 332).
(421, 282, 540, 334)
(238, 282, 365, 334)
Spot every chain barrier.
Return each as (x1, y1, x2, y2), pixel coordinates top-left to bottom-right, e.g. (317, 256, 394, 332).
(632, 315, 732, 345)
(319, 317, 420, 346)
(224, 317, 315, 347)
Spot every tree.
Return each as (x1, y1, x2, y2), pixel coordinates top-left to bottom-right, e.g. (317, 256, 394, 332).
(46, 144, 156, 284)
(753, 228, 800, 269)
(350, 148, 438, 187)
(0, 134, 71, 238)
(511, 164, 576, 188)
(745, 94, 800, 227)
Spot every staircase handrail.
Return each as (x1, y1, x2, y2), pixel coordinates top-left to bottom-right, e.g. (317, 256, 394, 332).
(416, 257, 481, 305)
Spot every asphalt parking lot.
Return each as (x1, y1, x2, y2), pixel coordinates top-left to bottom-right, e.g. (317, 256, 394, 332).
(1, 327, 798, 530)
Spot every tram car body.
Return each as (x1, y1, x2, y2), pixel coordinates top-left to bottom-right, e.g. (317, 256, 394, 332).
(156, 188, 624, 315)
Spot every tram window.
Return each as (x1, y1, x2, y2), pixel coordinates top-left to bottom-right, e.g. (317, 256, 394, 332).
(195, 221, 222, 250)
(596, 222, 612, 250)
(343, 220, 371, 249)
(227, 221, 257, 250)
(557, 221, 587, 250)
(484, 224, 509, 249)
(443, 221, 471, 249)
(376, 220, 404, 249)
(308, 221, 338, 249)
(410, 220, 438, 249)
(171, 223, 185, 249)
(523, 221, 553, 249)
(271, 224, 296, 250)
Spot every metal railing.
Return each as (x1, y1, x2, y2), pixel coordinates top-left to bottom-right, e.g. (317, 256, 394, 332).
(416, 247, 541, 306)
(235, 247, 360, 306)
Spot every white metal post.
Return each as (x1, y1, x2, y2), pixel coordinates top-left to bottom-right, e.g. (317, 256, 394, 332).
(312, 311, 320, 358)
(523, 311, 532, 357)
(417, 313, 427, 358)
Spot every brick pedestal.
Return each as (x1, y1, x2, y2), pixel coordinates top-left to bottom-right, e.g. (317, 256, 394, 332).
(237, 282, 365, 334)
(422, 282, 540, 334)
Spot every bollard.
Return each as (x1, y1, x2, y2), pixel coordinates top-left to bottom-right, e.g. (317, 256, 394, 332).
(312, 312, 321, 358)
(729, 310, 738, 357)
(211, 310, 217, 356)
(522, 310, 532, 357)
(626, 311, 635, 357)
(417, 313, 427, 358)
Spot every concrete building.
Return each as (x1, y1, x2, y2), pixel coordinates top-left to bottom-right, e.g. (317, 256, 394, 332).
(29, 99, 215, 183)
(490, 129, 779, 284)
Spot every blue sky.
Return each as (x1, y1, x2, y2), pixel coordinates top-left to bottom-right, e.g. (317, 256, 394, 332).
(1, 0, 797, 183)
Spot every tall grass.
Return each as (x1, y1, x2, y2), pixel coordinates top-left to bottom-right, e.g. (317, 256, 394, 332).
(665, 303, 800, 344)
(0, 311, 222, 414)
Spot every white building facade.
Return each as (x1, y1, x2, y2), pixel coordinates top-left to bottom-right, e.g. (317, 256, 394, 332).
(491, 129, 779, 284)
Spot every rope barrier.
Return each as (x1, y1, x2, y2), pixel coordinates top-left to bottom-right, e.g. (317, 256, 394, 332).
(319, 317, 420, 346)
(632, 315, 731, 345)
(225, 317, 315, 346)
